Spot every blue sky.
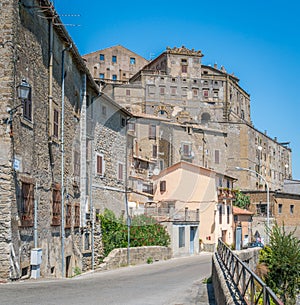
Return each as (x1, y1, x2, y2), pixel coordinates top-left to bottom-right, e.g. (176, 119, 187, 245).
(55, 0, 300, 179)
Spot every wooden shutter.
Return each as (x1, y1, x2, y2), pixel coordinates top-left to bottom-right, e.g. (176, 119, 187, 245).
(97, 155, 103, 175)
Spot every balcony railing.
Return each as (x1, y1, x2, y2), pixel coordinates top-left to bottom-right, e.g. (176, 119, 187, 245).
(145, 207, 199, 222)
(217, 238, 284, 305)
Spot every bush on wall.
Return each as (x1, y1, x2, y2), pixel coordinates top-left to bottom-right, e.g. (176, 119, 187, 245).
(99, 209, 170, 258)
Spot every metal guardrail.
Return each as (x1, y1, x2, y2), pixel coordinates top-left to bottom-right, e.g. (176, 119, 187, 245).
(217, 238, 284, 305)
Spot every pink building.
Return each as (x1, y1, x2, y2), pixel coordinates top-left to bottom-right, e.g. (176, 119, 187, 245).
(152, 161, 235, 254)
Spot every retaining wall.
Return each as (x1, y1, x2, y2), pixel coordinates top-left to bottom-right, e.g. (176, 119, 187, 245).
(212, 248, 261, 305)
(98, 246, 172, 271)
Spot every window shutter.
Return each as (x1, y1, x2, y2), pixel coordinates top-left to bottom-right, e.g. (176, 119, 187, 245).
(160, 180, 166, 192)
(97, 155, 103, 175)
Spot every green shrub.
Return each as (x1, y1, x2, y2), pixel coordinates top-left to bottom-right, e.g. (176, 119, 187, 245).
(73, 266, 81, 277)
(259, 223, 300, 304)
(147, 257, 153, 264)
(100, 209, 171, 258)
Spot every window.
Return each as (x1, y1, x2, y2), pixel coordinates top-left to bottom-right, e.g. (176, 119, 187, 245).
(148, 86, 155, 95)
(179, 227, 185, 248)
(160, 180, 166, 192)
(159, 159, 164, 170)
(121, 116, 126, 127)
(23, 89, 32, 121)
(171, 87, 177, 95)
(99, 73, 104, 79)
(160, 86, 165, 95)
(227, 205, 230, 224)
(181, 143, 192, 158)
(53, 108, 59, 138)
(99, 54, 104, 61)
(215, 150, 220, 164)
(118, 163, 124, 181)
(112, 74, 117, 81)
(149, 125, 156, 140)
(126, 89, 130, 96)
(290, 205, 294, 214)
(219, 205, 223, 224)
(112, 55, 117, 63)
(193, 88, 198, 97)
(213, 90, 219, 99)
(143, 183, 153, 194)
(74, 203, 80, 227)
(74, 91, 80, 116)
(19, 182, 34, 227)
(84, 232, 90, 251)
(152, 144, 157, 158)
(241, 109, 245, 119)
(278, 204, 282, 214)
(201, 112, 210, 124)
(182, 65, 187, 73)
(52, 185, 61, 226)
(128, 122, 135, 132)
(203, 89, 209, 98)
(181, 59, 187, 63)
(96, 154, 105, 176)
(130, 57, 136, 65)
(65, 203, 71, 228)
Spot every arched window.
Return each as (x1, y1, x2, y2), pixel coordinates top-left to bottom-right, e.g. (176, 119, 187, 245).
(201, 112, 210, 124)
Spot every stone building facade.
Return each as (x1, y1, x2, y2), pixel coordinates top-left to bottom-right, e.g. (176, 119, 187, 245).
(98, 46, 292, 192)
(0, 0, 104, 280)
(82, 45, 148, 86)
(86, 93, 131, 217)
(246, 191, 300, 242)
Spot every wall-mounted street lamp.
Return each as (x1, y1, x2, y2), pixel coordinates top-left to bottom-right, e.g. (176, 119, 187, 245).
(235, 166, 270, 244)
(16, 79, 31, 100)
(6, 79, 31, 137)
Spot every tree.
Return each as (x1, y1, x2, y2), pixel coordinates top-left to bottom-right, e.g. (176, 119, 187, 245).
(258, 223, 300, 304)
(233, 190, 250, 209)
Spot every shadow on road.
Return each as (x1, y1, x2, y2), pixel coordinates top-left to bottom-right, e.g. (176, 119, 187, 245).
(206, 282, 215, 305)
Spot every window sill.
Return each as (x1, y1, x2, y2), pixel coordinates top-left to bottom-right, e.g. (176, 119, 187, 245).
(20, 117, 33, 129)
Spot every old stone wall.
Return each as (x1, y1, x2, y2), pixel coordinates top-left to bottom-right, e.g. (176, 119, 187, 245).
(212, 248, 261, 305)
(0, 0, 100, 280)
(99, 246, 172, 271)
(0, 0, 22, 281)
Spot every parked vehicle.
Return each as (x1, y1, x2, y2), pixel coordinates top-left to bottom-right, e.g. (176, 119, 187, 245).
(248, 241, 264, 248)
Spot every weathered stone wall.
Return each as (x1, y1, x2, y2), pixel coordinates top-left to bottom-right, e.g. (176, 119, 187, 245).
(99, 246, 172, 271)
(212, 248, 261, 305)
(233, 247, 260, 271)
(212, 253, 245, 305)
(0, 0, 23, 281)
(0, 0, 100, 280)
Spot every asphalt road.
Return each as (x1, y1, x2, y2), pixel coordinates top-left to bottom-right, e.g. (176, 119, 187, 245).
(0, 253, 214, 305)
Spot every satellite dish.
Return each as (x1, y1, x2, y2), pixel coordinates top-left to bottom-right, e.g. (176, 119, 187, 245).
(153, 168, 160, 175)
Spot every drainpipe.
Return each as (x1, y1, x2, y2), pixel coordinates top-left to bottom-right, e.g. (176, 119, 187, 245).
(125, 117, 130, 265)
(80, 73, 87, 228)
(90, 138, 94, 270)
(48, 19, 53, 139)
(34, 182, 38, 248)
(61, 43, 72, 278)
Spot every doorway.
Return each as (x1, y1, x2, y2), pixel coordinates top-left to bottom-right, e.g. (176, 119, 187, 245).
(190, 226, 197, 254)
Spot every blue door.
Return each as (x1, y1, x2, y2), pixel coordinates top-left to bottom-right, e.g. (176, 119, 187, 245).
(236, 227, 242, 250)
